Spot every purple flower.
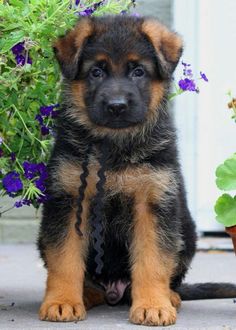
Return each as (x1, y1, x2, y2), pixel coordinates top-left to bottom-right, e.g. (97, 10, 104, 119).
(0, 137, 3, 145)
(181, 61, 191, 67)
(35, 114, 44, 125)
(10, 152, 16, 162)
(11, 41, 32, 66)
(39, 104, 60, 117)
(181, 61, 193, 77)
(178, 78, 198, 92)
(14, 198, 31, 208)
(75, 0, 80, 5)
(183, 68, 193, 77)
(23, 161, 48, 183)
(36, 105, 59, 135)
(0, 148, 3, 157)
(36, 162, 47, 173)
(79, 8, 94, 16)
(40, 105, 54, 116)
(14, 200, 23, 208)
(15, 54, 32, 66)
(2, 171, 23, 194)
(23, 162, 38, 179)
(41, 125, 50, 136)
(200, 71, 208, 82)
(11, 42, 25, 55)
(22, 199, 31, 206)
(15, 54, 26, 66)
(36, 163, 48, 181)
(35, 178, 46, 193)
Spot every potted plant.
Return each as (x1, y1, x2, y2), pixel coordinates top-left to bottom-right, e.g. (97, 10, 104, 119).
(215, 95, 236, 253)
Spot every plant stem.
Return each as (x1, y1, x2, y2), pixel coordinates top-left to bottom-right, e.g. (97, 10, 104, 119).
(37, 1, 71, 30)
(12, 104, 46, 149)
(0, 206, 14, 217)
(2, 140, 23, 172)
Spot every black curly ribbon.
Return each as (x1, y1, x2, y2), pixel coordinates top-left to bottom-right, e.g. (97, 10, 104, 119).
(76, 141, 109, 274)
(75, 144, 92, 237)
(90, 142, 109, 274)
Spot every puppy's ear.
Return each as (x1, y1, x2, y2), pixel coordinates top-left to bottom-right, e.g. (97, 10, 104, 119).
(142, 19, 183, 79)
(53, 18, 93, 80)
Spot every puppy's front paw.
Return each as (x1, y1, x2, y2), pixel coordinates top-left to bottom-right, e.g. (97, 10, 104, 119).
(39, 301, 86, 322)
(129, 304, 177, 326)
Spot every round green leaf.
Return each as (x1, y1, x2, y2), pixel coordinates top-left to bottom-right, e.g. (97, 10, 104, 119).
(215, 193, 236, 227)
(216, 154, 236, 191)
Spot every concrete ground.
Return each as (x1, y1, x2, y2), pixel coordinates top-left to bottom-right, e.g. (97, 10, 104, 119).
(0, 244, 236, 330)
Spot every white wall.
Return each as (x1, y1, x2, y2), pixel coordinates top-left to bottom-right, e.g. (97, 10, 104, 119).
(174, 0, 236, 232)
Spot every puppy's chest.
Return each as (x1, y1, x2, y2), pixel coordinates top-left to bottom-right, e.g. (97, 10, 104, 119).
(57, 158, 171, 202)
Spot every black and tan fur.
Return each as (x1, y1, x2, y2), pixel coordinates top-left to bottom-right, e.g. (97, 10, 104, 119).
(38, 16, 236, 326)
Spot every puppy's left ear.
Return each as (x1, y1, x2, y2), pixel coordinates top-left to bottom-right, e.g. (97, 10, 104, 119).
(53, 18, 93, 80)
(142, 19, 183, 79)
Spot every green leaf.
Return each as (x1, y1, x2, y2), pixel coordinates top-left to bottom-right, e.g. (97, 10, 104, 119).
(215, 194, 236, 227)
(216, 154, 236, 190)
(0, 31, 25, 53)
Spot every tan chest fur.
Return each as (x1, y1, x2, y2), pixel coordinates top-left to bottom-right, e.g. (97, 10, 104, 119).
(57, 158, 177, 204)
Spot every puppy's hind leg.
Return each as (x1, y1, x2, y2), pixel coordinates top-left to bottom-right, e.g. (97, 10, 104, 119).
(83, 286, 105, 310)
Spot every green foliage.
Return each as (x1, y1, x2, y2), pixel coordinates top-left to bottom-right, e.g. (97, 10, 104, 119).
(215, 194, 236, 227)
(215, 95, 236, 227)
(216, 155, 236, 191)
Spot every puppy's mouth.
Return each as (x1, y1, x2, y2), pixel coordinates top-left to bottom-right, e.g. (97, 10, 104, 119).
(87, 101, 147, 130)
(102, 119, 139, 129)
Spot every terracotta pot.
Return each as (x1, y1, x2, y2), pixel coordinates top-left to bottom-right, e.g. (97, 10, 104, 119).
(225, 226, 236, 254)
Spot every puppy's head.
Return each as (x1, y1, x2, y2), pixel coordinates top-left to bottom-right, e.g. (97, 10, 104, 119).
(54, 16, 182, 137)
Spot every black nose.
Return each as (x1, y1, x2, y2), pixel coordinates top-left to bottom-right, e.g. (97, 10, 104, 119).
(107, 99, 128, 117)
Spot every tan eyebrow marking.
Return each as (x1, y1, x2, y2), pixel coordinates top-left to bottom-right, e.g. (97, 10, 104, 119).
(127, 56, 155, 75)
(95, 54, 110, 62)
(127, 53, 141, 61)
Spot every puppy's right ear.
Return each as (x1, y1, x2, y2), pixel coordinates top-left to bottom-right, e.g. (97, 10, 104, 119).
(53, 18, 93, 80)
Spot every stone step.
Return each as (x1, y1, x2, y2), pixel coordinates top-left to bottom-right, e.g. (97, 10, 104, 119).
(0, 219, 39, 243)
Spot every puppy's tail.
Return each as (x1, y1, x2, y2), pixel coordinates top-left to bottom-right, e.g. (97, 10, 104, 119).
(176, 283, 236, 300)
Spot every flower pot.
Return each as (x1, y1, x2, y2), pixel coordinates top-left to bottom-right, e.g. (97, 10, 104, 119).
(225, 226, 236, 254)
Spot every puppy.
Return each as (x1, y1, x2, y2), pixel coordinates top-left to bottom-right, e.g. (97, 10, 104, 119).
(38, 15, 236, 326)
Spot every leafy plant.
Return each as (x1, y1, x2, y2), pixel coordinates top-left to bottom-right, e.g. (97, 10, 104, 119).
(215, 94, 236, 227)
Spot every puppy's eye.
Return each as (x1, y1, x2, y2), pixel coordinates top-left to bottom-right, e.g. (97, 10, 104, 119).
(90, 67, 104, 78)
(131, 67, 145, 78)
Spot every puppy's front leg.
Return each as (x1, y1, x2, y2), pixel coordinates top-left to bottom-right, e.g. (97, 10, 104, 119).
(129, 198, 177, 326)
(39, 202, 89, 322)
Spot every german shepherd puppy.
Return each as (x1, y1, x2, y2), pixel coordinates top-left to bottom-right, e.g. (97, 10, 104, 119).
(38, 15, 236, 326)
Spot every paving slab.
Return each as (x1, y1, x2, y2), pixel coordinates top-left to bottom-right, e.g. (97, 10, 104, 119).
(0, 245, 236, 330)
